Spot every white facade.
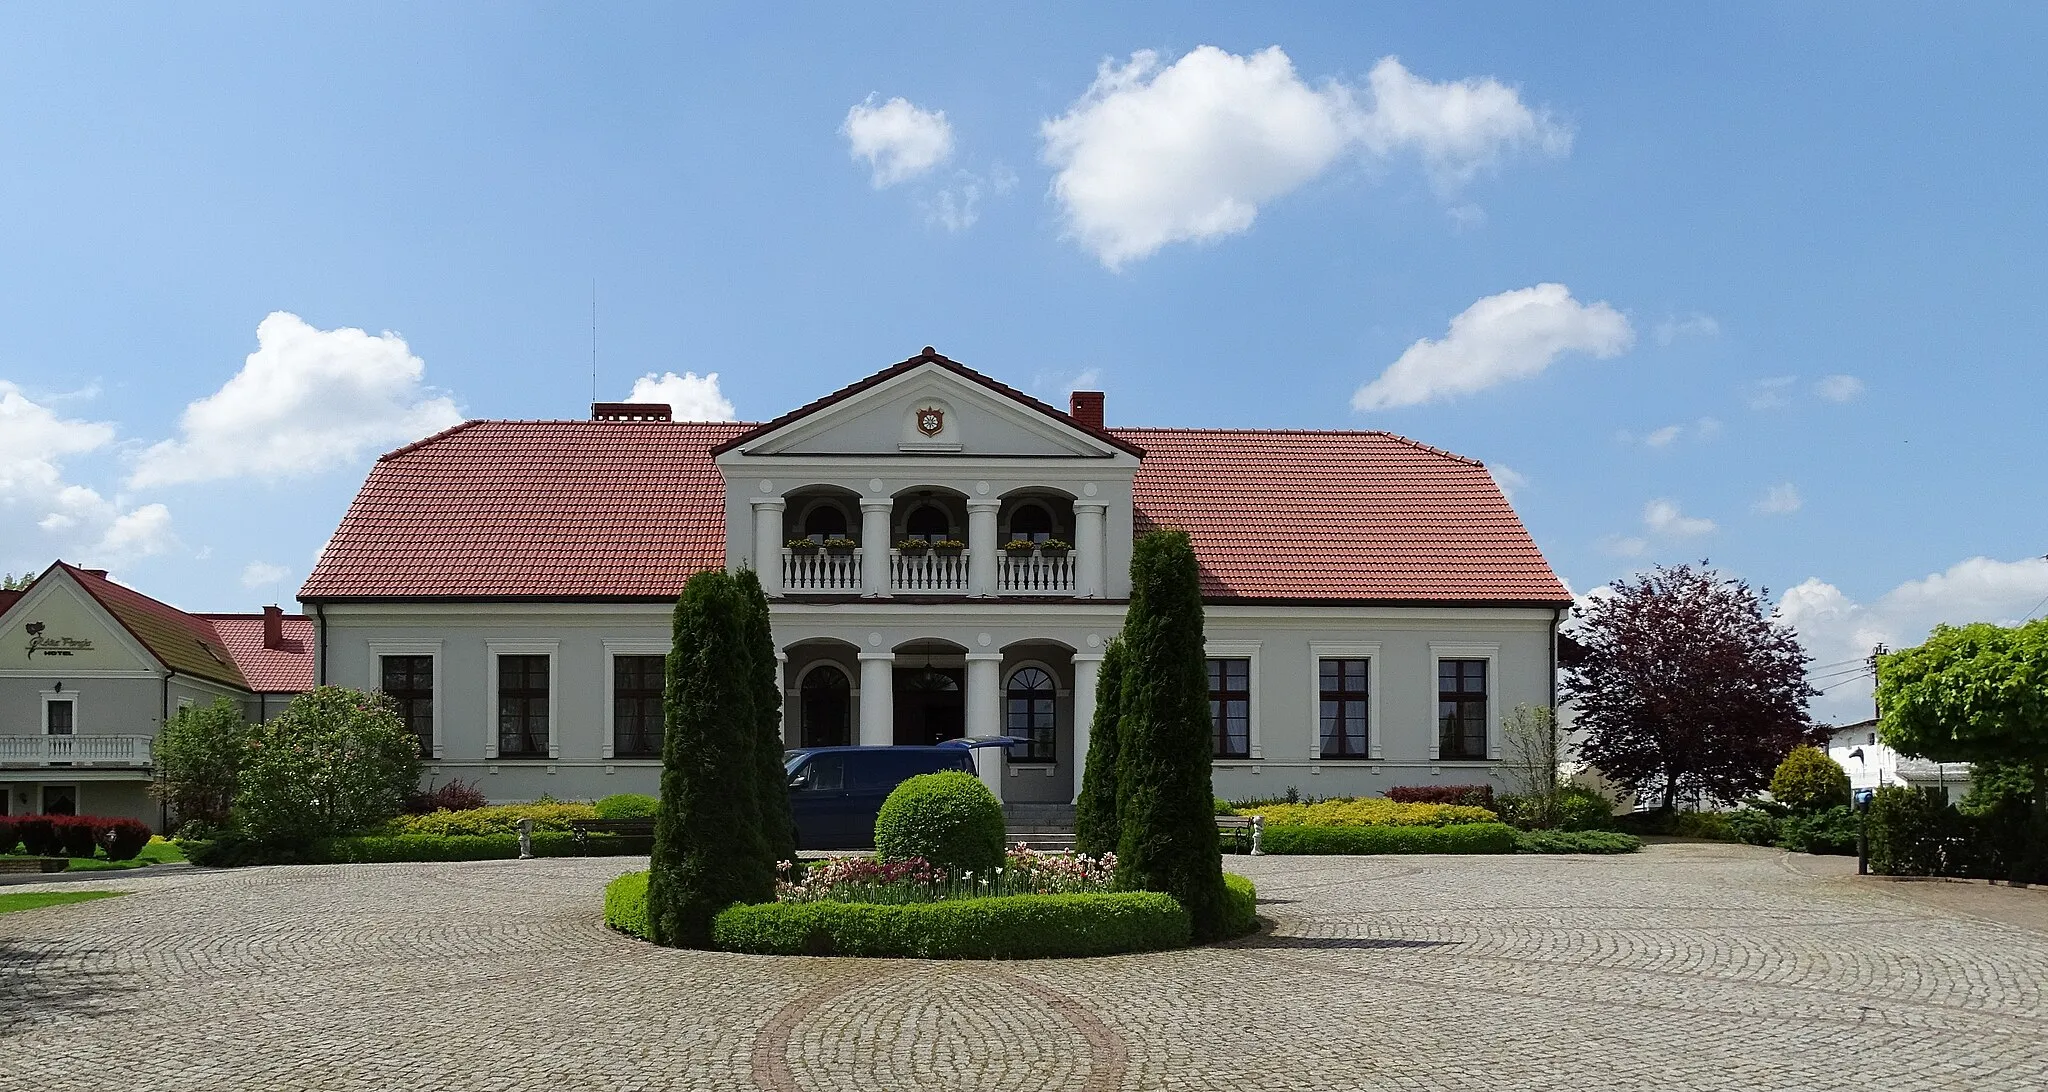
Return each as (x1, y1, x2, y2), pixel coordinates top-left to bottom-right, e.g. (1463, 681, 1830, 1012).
(312, 360, 1567, 808)
(1825, 720, 1973, 804)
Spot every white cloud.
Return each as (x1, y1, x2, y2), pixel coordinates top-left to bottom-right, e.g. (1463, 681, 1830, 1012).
(924, 166, 1017, 233)
(1624, 416, 1721, 450)
(0, 381, 172, 568)
(843, 95, 953, 187)
(1778, 556, 2048, 724)
(1653, 313, 1720, 346)
(625, 372, 736, 422)
(1754, 483, 1802, 515)
(241, 560, 290, 589)
(1041, 47, 1568, 268)
(1814, 374, 1865, 403)
(1643, 498, 1716, 538)
(1490, 463, 1528, 503)
(1352, 283, 1632, 410)
(1599, 535, 1648, 558)
(1643, 425, 1683, 449)
(1747, 375, 1799, 411)
(130, 312, 461, 488)
(1446, 204, 1487, 233)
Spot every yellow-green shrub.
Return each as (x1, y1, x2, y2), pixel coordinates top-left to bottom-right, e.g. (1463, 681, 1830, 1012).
(382, 802, 597, 837)
(1236, 797, 1497, 828)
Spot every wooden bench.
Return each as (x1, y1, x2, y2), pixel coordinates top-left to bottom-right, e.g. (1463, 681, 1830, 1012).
(566, 818, 655, 855)
(1216, 815, 1264, 855)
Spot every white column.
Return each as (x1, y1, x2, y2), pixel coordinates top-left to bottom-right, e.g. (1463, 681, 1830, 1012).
(751, 498, 786, 595)
(1071, 653, 1104, 802)
(860, 500, 893, 598)
(1074, 502, 1107, 598)
(774, 650, 790, 745)
(857, 651, 894, 746)
(967, 499, 1001, 597)
(966, 653, 1005, 801)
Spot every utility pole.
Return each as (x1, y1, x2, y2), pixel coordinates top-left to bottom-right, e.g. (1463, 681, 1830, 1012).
(1868, 642, 1887, 722)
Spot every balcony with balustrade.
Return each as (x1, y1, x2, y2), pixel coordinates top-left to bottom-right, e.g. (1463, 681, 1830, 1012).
(0, 734, 154, 768)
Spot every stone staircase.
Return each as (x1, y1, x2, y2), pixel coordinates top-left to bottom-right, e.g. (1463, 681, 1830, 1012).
(1004, 802, 1077, 852)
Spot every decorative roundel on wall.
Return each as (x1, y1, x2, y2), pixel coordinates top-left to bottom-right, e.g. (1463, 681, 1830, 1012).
(915, 406, 945, 436)
(868, 478, 884, 493)
(1087, 633, 1102, 648)
(867, 632, 882, 647)
(1083, 482, 1099, 497)
(759, 480, 774, 494)
(977, 632, 992, 647)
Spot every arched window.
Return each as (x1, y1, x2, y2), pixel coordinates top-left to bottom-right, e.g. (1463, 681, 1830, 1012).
(800, 666, 851, 748)
(905, 503, 951, 542)
(801, 504, 849, 541)
(1006, 666, 1057, 762)
(1008, 502, 1056, 542)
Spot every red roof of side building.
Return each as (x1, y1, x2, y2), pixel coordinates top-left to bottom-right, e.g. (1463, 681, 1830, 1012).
(57, 562, 251, 689)
(301, 419, 1568, 605)
(1112, 428, 1569, 604)
(199, 614, 316, 692)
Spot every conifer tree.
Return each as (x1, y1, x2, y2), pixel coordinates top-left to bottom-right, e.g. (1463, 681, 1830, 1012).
(1072, 636, 1127, 858)
(647, 570, 776, 947)
(1113, 530, 1229, 940)
(734, 567, 797, 868)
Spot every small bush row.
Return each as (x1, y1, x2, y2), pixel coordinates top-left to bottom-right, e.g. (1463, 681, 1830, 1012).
(1236, 798, 1499, 829)
(1220, 873, 1259, 937)
(0, 816, 152, 860)
(380, 802, 600, 837)
(179, 830, 646, 867)
(403, 779, 490, 814)
(1494, 786, 1618, 832)
(1259, 822, 1518, 855)
(1512, 830, 1642, 854)
(1386, 784, 1496, 809)
(1866, 785, 2032, 880)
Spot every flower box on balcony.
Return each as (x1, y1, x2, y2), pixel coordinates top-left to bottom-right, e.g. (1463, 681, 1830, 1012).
(786, 539, 821, 555)
(1038, 539, 1072, 557)
(821, 538, 859, 556)
(1002, 540, 1038, 555)
(895, 539, 931, 555)
(930, 539, 966, 557)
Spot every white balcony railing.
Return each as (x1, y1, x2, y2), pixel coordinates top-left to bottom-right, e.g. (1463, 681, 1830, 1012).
(998, 550, 1077, 595)
(891, 549, 971, 593)
(782, 548, 862, 593)
(0, 735, 153, 766)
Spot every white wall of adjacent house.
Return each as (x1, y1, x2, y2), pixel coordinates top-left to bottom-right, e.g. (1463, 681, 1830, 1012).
(1824, 724, 1972, 804)
(317, 600, 1556, 807)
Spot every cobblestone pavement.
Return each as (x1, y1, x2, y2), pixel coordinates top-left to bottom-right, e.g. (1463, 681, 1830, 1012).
(3, 843, 2044, 1091)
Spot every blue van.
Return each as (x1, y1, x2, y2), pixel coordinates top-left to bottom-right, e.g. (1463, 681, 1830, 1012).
(784, 745, 977, 850)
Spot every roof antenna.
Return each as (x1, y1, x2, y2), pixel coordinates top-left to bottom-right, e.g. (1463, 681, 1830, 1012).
(590, 279, 598, 406)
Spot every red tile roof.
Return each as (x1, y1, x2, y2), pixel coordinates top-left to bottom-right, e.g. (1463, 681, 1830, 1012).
(300, 420, 751, 600)
(0, 589, 21, 619)
(302, 420, 1567, 606)
(200, 614, 315, 692)
(1113, 429, 1568, 604)
(711, 348, 1146, 458)
(57, 562, 251, 689)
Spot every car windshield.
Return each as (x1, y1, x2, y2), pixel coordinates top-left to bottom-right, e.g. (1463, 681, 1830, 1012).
(782, 750, 806, 775)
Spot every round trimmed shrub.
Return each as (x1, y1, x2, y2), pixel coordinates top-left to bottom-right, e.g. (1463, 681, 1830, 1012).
(1770, 745, 1850, 812)
(594, 793, 659, 819)
(873, 771, 1005, 874)
(101, 818, 152, 861)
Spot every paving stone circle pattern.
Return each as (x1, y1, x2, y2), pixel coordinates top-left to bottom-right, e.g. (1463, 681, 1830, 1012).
(3, 843, 2045, 1091)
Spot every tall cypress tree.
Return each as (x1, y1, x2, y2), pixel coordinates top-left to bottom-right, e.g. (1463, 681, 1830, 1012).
(647, 570, 776, 948)
(1072, 636, 1127, 858)
(1114, 530, 1228, 940)
(733, 567, 797, 868)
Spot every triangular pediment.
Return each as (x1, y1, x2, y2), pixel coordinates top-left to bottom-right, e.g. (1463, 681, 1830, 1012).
(714, 351, 1140, 461)
(0, 569, 156, 676)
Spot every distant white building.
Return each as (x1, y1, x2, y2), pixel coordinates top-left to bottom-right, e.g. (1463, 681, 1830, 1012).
(1825, 719, 1973, 804)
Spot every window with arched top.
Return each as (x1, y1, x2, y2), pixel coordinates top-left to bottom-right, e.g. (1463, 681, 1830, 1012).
(1006, 666, 1057, 762)
(1008, 502, 1057, 542)
(904, 504, 951, 542)
(799, 665, 851, 748)
(801, 504, 849, 541)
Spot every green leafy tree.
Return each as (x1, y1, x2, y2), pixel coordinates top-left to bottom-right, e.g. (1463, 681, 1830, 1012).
(234, 686, 419, 844)
(1878, 619, 2048, 883)
(1113, 530, 1229, 940)
(1565, 564, 1817, 810)
(1500, 704, 1566, 827)
(152, 697, 249, 827)
(2, 572, 34, 591)
(1073, 636, 1127, 858)
(1769, 745, 1851, 812)
(733, 567, 796, 867)
(648, 570, 777, 948)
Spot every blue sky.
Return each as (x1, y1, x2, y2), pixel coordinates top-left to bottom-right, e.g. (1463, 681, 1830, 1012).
(3, 4, 2046, 720)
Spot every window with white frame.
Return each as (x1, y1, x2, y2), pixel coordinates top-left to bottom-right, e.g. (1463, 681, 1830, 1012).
(497, 655, 551, 757)
(612, 655, 665, 758)
(380, 656, 434, 756)
(1318, 659, 1372, 758)
(44, 697, 75, 736)
(1437, 659, 1489, 760)
(1208, 659, 1251, 758)
(1005, 666, 1057, 762)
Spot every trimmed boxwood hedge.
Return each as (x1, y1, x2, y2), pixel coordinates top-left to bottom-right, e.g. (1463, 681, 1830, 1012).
(1260, 822, 1517, 855)
(179, 830, 646, 867)
(1511, 830, 1642, 854)
(605, 870, 1260, 957)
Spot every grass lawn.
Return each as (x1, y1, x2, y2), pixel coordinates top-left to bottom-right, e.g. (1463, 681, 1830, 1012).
(0, 890, 124, 915)
(4, 836, 187, 873)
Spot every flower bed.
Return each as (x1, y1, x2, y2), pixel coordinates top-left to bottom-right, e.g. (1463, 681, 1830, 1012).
(778, 846, 1115, 904)
(1260, 822, 1517, 855)
(1235, 798, 1499, 829)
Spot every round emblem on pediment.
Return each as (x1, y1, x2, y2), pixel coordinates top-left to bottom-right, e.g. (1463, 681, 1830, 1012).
(915, 407, 945, 437)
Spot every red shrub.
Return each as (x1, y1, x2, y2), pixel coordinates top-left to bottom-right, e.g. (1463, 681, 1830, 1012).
(1387, 784, 1496, 810)
(0, 816, 18, 854)
(52, 815, 100, 858)
(100, 818, 152, 860)
(15, 817, 58, 856)
(405, 778, 489, 814)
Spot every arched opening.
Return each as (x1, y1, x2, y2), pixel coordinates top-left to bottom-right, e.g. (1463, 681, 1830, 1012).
(800, 504, 849, 541)
(1008, 502, 1056, 542)
(1006, 665, 1057, 762)
(904, 503, 952, 542)
(893, 667, 962, 746)
(799, 664, 852, 748)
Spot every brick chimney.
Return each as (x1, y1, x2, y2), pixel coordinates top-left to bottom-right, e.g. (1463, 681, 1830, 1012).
(591, 402, 671, 422)
(81, 568, 109, 579)
(1069, 390, 1105, 430)
(262, 605, 285, 650)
